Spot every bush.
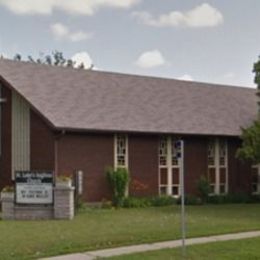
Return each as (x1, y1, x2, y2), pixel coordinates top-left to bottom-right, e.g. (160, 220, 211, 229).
(121, 196, 176, 208)
(150, 195, 176, 207)
(176, 195, 202, 205)
(207, 195, 226, 204)
(226, 193, 252, 203)
(106, 167, 130, 207)
(197, 176, 211, 203)
(250, 194, 260, 203)
(207, 193, 255, 204)
(1, 186, 14, 192)
(101, 199, 113, 209)
(122, 197, 151, 208)
(76, 196, 87, 210)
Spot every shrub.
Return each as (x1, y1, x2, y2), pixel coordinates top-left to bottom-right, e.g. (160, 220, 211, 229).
(207, 195, 226, 204)
(1, 186, 14, 192)
(150, 195, 176, 207)
(197, 176, 211, 203)
(101, 199, 113, 209)
(56, 174, 72, 182)
(75, 195, 87, 210)
(176, 195, 202, 205)
(122, 197, 151, 208)
(122, 196, 176, 208)
(207, 193, 254, 204)
(106, 167, 130, 207)
(226, 193, 252, 203)
(130, 179, 149, 192)
(250, 194, 260, 203)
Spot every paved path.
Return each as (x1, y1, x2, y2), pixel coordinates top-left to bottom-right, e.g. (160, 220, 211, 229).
(42, 230, 260, 260)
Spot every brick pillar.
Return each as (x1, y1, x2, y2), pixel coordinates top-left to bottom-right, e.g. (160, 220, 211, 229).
(54, 185, 75, 220)
(1, 192, 14, 220)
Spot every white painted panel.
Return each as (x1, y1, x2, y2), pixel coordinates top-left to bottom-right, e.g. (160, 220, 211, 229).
(12, 91, 30, 179)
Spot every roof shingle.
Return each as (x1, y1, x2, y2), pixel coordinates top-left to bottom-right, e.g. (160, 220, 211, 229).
(0, 59, 257, 136)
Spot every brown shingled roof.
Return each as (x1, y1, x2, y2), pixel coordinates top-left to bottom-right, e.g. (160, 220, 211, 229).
(0, 58, 257, 136)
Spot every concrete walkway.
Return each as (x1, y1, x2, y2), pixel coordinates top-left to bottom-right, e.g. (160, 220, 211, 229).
(42, 230, 260, 260)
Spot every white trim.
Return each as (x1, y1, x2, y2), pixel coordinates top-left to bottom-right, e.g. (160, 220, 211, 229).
(167, 136, 172, 195)
(159, 136, 182, 197)
(252, 164, 260, 194)
(11, 91, 30, 180)
(215, 140, 220, 194)
(114, 134, 128, 169)
(208, 139, 228, 195)
(114, 134, 129, 196)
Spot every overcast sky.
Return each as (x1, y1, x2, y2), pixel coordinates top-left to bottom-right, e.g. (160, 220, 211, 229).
(0, 0, 259, 88)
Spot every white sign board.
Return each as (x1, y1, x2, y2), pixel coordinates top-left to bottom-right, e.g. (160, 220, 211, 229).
(15, 171, 53, 204)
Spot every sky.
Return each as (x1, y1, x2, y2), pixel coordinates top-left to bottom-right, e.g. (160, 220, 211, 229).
(0, 0, 259, 88)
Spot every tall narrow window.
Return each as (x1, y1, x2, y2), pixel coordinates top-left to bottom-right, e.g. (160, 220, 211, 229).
(207, 139, 228, 195)
(114, 134, 128, 169)
(207, 140, 216, 193)
(219, 140, 228, 194)
(159, 136, 168, 195)
(159, 136, 182, 196)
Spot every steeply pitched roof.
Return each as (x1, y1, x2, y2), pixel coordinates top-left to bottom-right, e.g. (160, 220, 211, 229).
(0, 59, 257, 136)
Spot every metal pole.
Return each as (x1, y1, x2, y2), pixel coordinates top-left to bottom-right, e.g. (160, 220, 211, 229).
(180, 140, 186, 257)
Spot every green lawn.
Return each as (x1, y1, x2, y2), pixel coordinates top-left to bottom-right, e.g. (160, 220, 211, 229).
(1, 204, 260, 259)
(108, 237, 260, 260)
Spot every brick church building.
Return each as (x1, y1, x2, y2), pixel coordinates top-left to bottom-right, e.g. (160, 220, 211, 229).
(0, 59, 258, 201)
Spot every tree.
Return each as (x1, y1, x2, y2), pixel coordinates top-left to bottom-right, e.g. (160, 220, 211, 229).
(237, 56, 260, 163)
(253, 55, 260, 88)
(13, 50, 93, 69)
(237, 121, 260, 163)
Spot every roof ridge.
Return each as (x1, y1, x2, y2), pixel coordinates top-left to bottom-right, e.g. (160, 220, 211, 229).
(0, 58, 255, 91)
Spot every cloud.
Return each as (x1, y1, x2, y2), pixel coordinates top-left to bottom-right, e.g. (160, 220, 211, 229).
(0, 0, 140, 15)
(133, 3, 223, 28)
(223, 72, 235, 79)
(135, 50, 165, 69)
(178, 74, 193, 81)
(50, 23, 92, 42)
(71, 52, 93, 68)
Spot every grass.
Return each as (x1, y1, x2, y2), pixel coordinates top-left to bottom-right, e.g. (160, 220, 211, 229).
(1, 204, 260, 259)
(108, 237, 260, 259)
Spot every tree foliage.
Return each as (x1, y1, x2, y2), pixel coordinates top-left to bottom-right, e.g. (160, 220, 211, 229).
(253, 55, 260, 88)
(237, 121, 260, 164)
(237, 56, 260, 164)
(106, 167, 129, 207)
(13, 51, 93, 69)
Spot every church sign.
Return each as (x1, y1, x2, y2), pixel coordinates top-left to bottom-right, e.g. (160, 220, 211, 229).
(15, 171, 53, 204)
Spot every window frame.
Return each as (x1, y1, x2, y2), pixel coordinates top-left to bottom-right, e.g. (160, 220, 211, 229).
(207, 138, 228, 195)
(114, 134, 128, 169)
(159, 136, 182, 197)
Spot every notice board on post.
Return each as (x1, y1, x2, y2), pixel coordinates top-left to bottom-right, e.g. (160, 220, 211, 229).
(15, 171, 54, 204)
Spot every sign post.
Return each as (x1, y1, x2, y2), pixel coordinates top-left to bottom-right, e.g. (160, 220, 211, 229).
(176, 140, 186, 257)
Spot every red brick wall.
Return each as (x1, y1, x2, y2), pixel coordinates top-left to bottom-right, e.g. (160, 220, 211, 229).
(0, 85, 12, 189)
(228, 138, 252, 194)
(0, 85, 253, 200)
(184, 137, 252, 196)
(57, 133, 114, 202)
(128, 135, 159, 197)
(184, 137, 208, 195)
(30, 110, 55, 171)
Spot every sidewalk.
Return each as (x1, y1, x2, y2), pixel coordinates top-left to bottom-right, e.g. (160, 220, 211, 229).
(42, 230, 260, 260)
